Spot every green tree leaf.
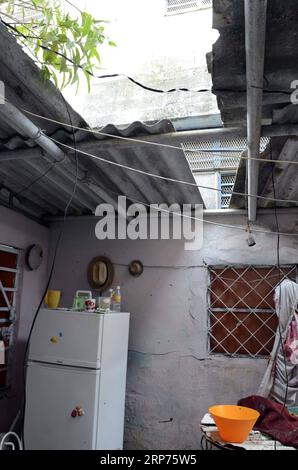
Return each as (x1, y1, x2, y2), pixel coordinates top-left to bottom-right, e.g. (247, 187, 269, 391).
(2, 0, 115, 93)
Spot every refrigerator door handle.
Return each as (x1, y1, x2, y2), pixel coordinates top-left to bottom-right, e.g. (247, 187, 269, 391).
(71, 406, 85, 418)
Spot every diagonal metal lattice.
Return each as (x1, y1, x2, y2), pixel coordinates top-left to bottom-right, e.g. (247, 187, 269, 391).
(166, 0, 212, 15)
(207, 265, 297, 358)
(182, 137, 269, 172)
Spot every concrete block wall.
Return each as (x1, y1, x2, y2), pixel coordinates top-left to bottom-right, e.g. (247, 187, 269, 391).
(48, 209, 298, 449)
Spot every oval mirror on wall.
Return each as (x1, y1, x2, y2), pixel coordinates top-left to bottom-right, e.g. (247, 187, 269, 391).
(87, 256, 114, 292)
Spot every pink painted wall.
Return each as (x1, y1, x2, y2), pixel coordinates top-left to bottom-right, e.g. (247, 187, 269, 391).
(0, 206, 49, 433)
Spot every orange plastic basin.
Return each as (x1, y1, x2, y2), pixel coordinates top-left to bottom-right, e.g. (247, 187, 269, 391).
(208, 405, 260, 443)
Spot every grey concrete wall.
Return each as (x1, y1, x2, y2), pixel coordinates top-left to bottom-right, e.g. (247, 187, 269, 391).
(0, 207, 49, 432)
(48, 209, 298, 449)
(65, 0, 218, 127)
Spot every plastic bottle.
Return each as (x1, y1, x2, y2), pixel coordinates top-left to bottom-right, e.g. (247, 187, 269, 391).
(108, 288, 114, 311)
(113, 286, 121, 312)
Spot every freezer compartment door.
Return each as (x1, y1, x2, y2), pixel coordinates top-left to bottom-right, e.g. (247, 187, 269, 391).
(24, 362, 100, 450)
(28, 309, 104, 368)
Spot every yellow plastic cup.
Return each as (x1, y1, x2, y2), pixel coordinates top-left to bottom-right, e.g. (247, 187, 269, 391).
(44, 290, 61, 309)
(208, 405, 260, 443)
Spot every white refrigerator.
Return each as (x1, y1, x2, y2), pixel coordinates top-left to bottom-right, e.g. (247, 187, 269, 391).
(24, 308, 130, 450)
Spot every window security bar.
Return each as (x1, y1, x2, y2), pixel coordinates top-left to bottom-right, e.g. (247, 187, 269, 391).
(208, 265, 297, 357)
(0, 246, 19, 396)
(0, 267, 19, 273)
(0, 280, 15, 322)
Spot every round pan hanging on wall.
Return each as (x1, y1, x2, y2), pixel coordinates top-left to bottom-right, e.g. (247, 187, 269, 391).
(128, 260, 144, 277)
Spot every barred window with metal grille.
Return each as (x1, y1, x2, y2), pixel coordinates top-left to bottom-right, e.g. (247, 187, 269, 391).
(208, 265, 297, 358)
(165, 0, 212, 15)
(219, 173, 236, 209)
(0, 244, 19, 396)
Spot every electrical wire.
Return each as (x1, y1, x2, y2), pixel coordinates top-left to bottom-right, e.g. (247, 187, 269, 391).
(0, 14, 208, 94)
(4, 103, 297, 208)
(0, 21, 297, 229)
(52, 136, 298, 212)
(114, 262, 292, 285)
(4, 100, 294, 210)
(114, 262, 206, 270)
(18, 107, 298, 167)
(0, 14, 294, 96)
(87, 178, 298, 238)
(0, 92, 297, 234)
(0, 431, 23, 450)
(3, 1, 295, 445)
(0, 110, 245, 156)
(2, 13, 208, 93)
(1, 93, 298, 206)
(48, 136, 298, 208)
(16, 162, 58, 196)
(20, 94, 79, 448)
(6, 103, 298, 207)
(13, 103, 240, 156)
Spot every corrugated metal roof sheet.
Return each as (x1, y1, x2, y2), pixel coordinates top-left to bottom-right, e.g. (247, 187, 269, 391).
(208, 0, 298, 210)
(230, 135, 298, 210)
(0, 23, 203, 221)
(208, 0, 298, 128)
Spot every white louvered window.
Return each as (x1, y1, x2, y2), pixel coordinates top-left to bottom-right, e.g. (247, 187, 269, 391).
(220, 173, 236, 209)
(166, 0, 212, 16)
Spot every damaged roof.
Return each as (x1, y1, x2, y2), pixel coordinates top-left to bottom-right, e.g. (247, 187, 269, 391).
(208, 0, 298, 210)
(0, 22, 203, 221)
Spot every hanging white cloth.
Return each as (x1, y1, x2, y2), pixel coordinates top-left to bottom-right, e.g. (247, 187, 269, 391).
(0, 340, 4, 364)
(258, 279, 298, 400)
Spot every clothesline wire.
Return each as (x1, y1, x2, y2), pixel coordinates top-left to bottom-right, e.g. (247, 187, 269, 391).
(87, 178, 298, 238)
(21, 109, 244, 155)
(114, 262, 294, 284)
(50, 137, 298, 226)
(1, 12, 294, 97)
(10, 105, 298, 206)
(19, 107, 298, 166)
(49, 137, 298, 215)
(0, 13, 210, 94)
(0, 95, 297, 235)
(1, 96, 298, 205)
